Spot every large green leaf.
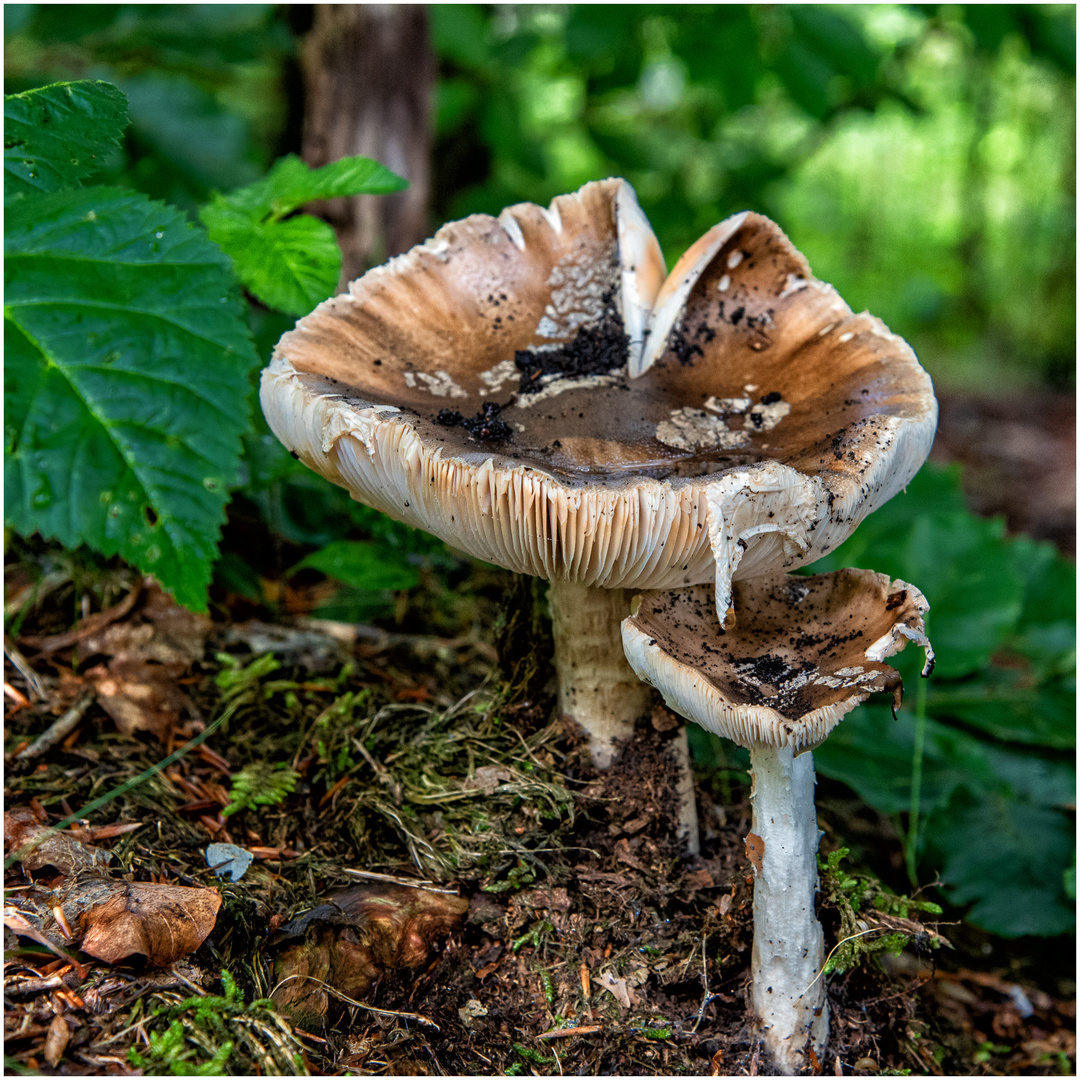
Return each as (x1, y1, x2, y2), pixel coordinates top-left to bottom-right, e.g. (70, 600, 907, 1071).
(200, 154, 407, 315)
(4, 81, 128, 202)
(5, 186, 259, 610)
(926, 794, 1075, 937)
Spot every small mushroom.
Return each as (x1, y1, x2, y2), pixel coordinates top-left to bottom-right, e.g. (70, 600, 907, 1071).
(260, 178, 935, 848)
(621, 570, 934, 1074)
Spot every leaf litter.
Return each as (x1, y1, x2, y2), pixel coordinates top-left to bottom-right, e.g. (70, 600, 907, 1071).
(3, 549, 1076, 1075)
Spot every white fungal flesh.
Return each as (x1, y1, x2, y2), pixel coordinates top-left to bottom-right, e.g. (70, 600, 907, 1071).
(655, 408, 749, 452)
(704, 396, 752, 415)
(513, 372, 623, 408)
(744, 399, 792, 432)
(548, 579, 651, 769)
(402, 370, 468, 398)
(477, 358, 519, 395)
(748, 743, 829, 1075)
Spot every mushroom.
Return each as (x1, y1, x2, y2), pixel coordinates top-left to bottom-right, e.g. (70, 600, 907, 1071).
(621, 570, 934, 1074)
(259, 178, 935, 846)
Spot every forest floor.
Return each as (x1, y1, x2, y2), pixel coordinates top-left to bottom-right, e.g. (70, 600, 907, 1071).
(4, 391, 1075, 1077)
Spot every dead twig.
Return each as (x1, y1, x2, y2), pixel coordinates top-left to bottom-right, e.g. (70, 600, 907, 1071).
(18, 583, 140, 656)
(15, 689, 95, 760)
(538, 1025, 603, 1039)
(4, 636, 46, 700)
(691, 934, 718, 1033)
(341, 868, 460, 894)
(270, 974, 440, 1029)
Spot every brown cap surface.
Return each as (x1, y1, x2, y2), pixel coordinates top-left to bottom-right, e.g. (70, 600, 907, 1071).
(261, 181, 936, 590)
(621, 570, 934, 751)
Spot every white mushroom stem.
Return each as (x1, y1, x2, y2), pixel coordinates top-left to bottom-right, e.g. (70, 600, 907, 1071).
(548, 578, 700, 853)
(748, 743, 828, 1074)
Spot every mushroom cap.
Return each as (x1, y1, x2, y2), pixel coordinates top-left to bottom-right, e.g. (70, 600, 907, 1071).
(621, 570, 934, 751)
(261, 179, 936, 590)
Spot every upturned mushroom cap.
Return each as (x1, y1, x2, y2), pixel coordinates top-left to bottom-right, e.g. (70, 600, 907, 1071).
(621, 570, 934, 751)
(261, 180, 936, 592)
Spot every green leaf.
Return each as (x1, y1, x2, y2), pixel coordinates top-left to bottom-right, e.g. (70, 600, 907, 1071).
(200, 199, 341, 316)
(5, 186, 259, 610)
(290, 540, 419, 592)
(200, 154, 407, 315)
(928, 677, 1075, 750)
(224, 153, 407, 220)
(926, 794, 1075, 937)
(4, 81, 128, 203)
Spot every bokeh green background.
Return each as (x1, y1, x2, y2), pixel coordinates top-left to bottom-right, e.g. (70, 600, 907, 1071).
(5, 3, 1075, 391)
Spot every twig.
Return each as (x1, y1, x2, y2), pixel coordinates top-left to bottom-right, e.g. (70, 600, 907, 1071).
(341, 868, 460, 895)
(691, 934, 718, 1033)
(538, 1025, 603, 1039)
(270, 974, 440, 1029)
(17, 583, 140, 656)
(799, 927, 887, 997)
(15, 690, 95, 760)
(3, 636, 45, 700)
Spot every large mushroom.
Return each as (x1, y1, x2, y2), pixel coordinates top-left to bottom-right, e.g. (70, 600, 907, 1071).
(621, 570, 935, 1074)
(259, 178, 936, 838)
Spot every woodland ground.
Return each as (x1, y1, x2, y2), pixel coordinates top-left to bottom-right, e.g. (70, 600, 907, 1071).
(4, 391, 1075, 1077)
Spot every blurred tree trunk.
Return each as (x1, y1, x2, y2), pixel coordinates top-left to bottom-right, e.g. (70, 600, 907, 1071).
(300, 4, 434, 285)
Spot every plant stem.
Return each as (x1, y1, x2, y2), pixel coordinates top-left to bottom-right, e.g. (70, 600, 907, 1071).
(905, 659, 930, 887)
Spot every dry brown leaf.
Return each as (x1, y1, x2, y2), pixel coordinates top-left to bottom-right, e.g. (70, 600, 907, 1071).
(86, 658, 198, 741)
(57, 876, 221, 966)
(614, 837, 648, 871)
(271, 883, 468, 1026)
(462, 764, 514, 795)
(77, 582, 210, 666)
(597, 969, 637, 1009)
(4, 807, 111, 876)
(44, 1014, 71, 1067)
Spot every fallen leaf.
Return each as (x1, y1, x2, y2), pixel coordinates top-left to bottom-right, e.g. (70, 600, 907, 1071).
(44, 1014, 71, 1067)
(685, 868, 715, 893)
(20, 585, 141, 656)
(78, 582, 210, 666)
(71, 583, 210, 743)
(516, 886, 571, 913)
(597, 969, 636, 1009)
(86, 658, 198, 741)
(4, 807, 111, 876)
(3, 906, 88, 975)
(58, 876, 221, 965)
(462, 764, 514, 795)
(270, 883, 468, 1026)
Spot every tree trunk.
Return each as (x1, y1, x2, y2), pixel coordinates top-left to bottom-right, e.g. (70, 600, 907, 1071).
(301, 4, 434, 285)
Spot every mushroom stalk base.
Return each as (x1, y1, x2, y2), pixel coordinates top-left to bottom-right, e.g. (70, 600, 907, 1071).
(549, 580, 652, 770)
(748, 743, 828, 1074)
(548, 580, 699, 853)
